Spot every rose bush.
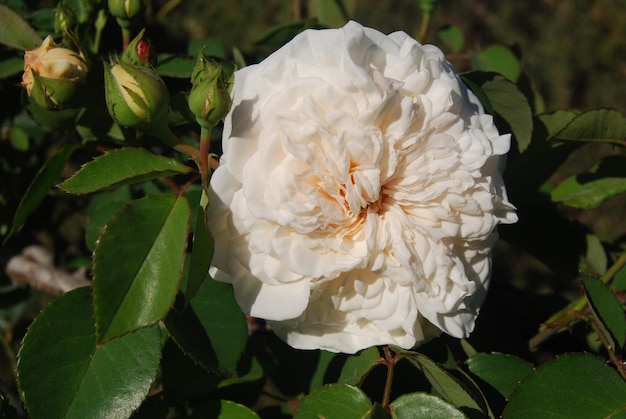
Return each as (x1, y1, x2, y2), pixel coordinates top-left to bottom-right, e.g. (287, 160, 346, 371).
(208, 21, 518, 354)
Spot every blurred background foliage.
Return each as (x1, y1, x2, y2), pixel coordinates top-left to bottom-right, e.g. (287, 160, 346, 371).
(0, 0, 625, 416)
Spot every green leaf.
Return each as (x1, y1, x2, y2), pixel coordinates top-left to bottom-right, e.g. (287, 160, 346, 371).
(338, 346, 380, 386)
(364, 402, 391, 419)
(93, 194, 191, 342)
(0, 5, 42, 50)
(191, 400, 260, 418)
(156, 55, 196, 78)
(584, 234, 607, 276)
(390, 393, 465, 419)
(189, 277, 248, 376)
(613, 257, 626, 291)
(255, 20, 319, 49)
(466, 353, 533, 398)
(503, 353, 626, 418)
(187, 38, 225, 58)
(84, 187, 132, 251)
(308, 0, 356, 27)
(582, 273, 626, 351)
(539, 109, 580, 137)
(403, 351, 485, 414)
(185, 202, 213, 305)
(294, 384, 372, 419)
(309, 350, 336, 390)
(551, 175, 626, 210)
(550, 108, 626, 145)
(437, 25, 464, 53)
(59, 147, 192, 195)
(17, 287, 162, 419)
(0, 56, 24, 78)
(462, 71, 533, 153)
(9, 126, 29, 152)
(8, 144, 76, 239)
(475, 45, 521, 82)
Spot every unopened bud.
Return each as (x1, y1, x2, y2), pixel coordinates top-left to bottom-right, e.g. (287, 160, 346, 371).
(122, 29, 156, 67)
(21, 36, 88, 110)
(107, 0, 143, 21)
(103, 58, 169, 134)
(54, 3, 76, 34)
(188, 51, 231, 129)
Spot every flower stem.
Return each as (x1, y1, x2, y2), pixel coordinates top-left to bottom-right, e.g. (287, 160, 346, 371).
(121, 25, 132, 49)
(381, 346, 396, 409)
(199, 125, 212, 179)
(529, 251, 626, 351)
(417, 0, 439, 43)
(588, 312, 626, 380)
(155, 128, 202, 169)
(92, 9, 107, 54)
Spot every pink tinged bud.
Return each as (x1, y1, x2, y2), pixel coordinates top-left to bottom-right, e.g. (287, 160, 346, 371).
(121, 29, 157, 67)
(21, 36, 88, 110)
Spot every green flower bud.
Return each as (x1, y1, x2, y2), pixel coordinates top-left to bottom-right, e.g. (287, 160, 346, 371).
(107, 0, 143, 20)
(21, 36, 88, 110)
(103, 58, 170, 134)
(188, 52, 232, 129)
(122, 29, 156, 67)
(54, 2, 76, 34)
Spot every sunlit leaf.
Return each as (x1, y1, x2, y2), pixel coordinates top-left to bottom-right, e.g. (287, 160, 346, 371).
(403, 351, 485, 414)
(390, 392, 465, 419)
(8, 144, 76, 239)
(550, 108, 626, 145)
(93, 194, 190, 342)
(475, 45, 521, 82)
(84, 187, 132, 251)
(0, 5, 41, 50)
(437, 25, 464, 53)
(17, 287, 162, 419)
(294, 384, 372, 419)
(338, 346, 380, 386)
(582, 273, 626, 351)
(462, 71, 533, 153)
(59, 147, 193, 195)
(466, 353, 533, 398)
(192, 400, 260, 418)
(551, 175, 626, 210)
(503, 353, 626, 418)
(308, 0, 356, 27)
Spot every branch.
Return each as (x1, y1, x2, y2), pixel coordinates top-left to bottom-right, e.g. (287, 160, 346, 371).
(5, 245, 90, 296)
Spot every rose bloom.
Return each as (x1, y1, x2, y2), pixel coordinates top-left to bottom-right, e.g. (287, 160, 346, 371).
(208, 21, 518, 354)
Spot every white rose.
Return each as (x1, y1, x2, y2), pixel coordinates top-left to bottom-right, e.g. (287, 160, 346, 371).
(208, 21, 518, 354)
